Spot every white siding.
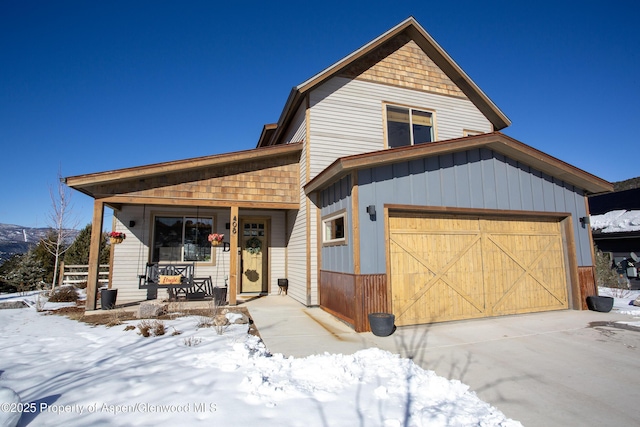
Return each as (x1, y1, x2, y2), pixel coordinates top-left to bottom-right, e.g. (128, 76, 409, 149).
(285, 136, 309, 304)
(268, 211, 287, 294)
(308, 194, 318, 305)
(286, 206, 307, 304)
(111, 206, 233, 303)
(283, 102, 307, 144)
(110, 206, 150, 303)
(308, 76, 494, 179)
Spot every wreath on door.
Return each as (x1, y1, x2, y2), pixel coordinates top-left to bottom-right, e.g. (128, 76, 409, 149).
(246, 237, 262, 255)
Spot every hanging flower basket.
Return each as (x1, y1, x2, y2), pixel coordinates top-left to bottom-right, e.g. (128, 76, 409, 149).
(107, 231, 126, 244)
(246, 237, 262, 255)
(208, 233, 224, 246)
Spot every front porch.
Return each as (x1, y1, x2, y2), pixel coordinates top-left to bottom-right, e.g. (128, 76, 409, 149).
(64, 143, 302, 310)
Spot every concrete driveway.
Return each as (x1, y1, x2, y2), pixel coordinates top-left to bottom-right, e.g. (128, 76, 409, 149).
(245, 296, 640, 426)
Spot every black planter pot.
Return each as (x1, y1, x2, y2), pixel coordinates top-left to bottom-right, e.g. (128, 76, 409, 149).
(101, 289, 118, 310)
(586, 295, 614, 313)
(213, 287, 228, 306)
(368, 312, 396, 337)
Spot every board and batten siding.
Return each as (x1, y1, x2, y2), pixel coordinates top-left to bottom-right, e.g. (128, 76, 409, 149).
(320, 175, 354, 273)
(356, 148, 591, 274)
(308, 76, 493, 180)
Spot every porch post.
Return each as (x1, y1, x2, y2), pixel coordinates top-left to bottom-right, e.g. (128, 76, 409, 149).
(86, 200, 105, 311)
(228, 206, 239, 306)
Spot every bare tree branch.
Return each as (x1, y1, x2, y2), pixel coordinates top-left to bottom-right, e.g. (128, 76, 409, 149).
(41, 168, 80, 290)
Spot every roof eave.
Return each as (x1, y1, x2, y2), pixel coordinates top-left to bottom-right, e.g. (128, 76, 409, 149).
(305, 133, 612, 195)
(66, 142, 302, 191)
(268, 17, 510, 146)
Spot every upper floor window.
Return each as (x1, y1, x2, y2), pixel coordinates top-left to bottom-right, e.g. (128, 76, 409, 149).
(386, 105, 434, 148)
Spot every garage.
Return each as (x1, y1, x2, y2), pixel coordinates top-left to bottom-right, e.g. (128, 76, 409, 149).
(389, 212, 570, 326)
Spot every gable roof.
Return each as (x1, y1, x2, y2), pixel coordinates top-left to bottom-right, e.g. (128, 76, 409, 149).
(304, 132, 613, 195)
(259, 17, 510, 147)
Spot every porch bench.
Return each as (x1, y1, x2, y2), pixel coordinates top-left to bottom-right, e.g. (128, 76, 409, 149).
(138, 263, 195, 300)
(138, 263, 224, 302)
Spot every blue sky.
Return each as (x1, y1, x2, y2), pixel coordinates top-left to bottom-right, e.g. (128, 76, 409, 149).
(1, 0, 638, 228)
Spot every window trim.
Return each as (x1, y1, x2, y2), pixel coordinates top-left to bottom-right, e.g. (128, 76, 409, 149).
(383, 103, 437, 149)
(322, 209, 348, 246)
(150, 212, 217, 265)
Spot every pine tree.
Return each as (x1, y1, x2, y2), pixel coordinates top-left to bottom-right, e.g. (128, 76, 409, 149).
(64, 223, 110, 265)
(4, 251, 46, 292)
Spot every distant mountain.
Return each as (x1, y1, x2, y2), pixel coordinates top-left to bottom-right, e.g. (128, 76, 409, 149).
(0, 224, 78, 264)
(613, 176, 640, 192)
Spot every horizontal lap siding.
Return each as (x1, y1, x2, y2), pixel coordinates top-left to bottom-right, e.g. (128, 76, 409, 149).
(115, 206, 297, 303)
(286, 207, 306, 304)
(309, 77, 493, 180)
(111, 205, 151, 303)
(283, 103, 307, 145)
(267, 211, 286, 295)
(279, 101, 313, 305)
(285, 138, 308, 305)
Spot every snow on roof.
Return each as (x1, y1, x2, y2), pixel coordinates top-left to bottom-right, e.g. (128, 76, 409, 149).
(590, 210, 640, 233)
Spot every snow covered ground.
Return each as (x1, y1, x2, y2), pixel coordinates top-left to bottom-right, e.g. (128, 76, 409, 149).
(599, 285, 640, 326)
(0, 292, 521, 427)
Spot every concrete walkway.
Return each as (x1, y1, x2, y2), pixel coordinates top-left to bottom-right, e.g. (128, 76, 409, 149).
(244, 296, 640, 427)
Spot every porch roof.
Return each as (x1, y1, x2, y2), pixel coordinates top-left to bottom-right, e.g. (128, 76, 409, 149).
(304, 132, 613, 195)
(65, 142, 302, 200)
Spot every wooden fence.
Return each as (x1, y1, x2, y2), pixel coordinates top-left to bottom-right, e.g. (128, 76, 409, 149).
(58, 262, 110, 287)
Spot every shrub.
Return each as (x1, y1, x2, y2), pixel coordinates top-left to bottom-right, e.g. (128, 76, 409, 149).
(137, 320, 166, 337)
(48, 286, 79, 303)
(138, 320, 152, 337)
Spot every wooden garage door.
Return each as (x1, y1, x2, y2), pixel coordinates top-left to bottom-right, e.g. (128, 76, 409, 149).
(389, 213, 569, 326)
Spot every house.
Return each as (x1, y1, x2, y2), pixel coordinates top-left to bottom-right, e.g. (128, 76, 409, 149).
(589, 188, 640, 279)
(65, 17, 612, 331)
